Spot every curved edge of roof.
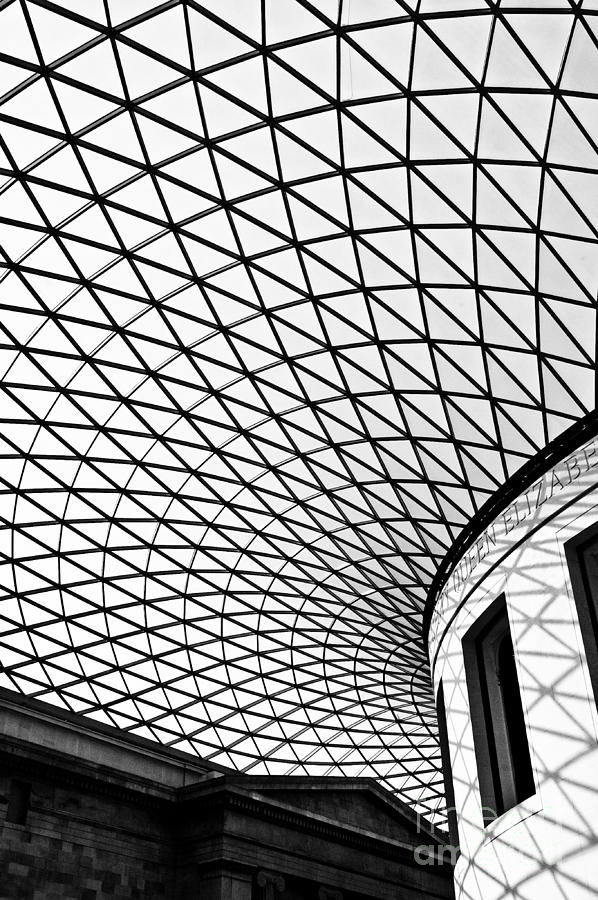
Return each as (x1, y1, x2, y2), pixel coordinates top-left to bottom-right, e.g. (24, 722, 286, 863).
(423, 408, 598, 648)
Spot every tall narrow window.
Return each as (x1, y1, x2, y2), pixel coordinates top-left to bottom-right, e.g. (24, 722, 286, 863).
(462, 596, 535, 825)
(6, 779, 31, 825)
(436, 681, 460, 851)
(565, 524, 598, 711)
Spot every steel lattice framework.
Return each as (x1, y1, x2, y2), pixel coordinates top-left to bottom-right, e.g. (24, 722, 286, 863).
(0, 0, 596, 825)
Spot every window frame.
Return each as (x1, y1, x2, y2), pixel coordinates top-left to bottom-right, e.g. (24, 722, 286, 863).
(6, 779, 31, 825)
(565, 519, 598, 713)
(462, 594, 535, 825)
(435, 680, 460, 853)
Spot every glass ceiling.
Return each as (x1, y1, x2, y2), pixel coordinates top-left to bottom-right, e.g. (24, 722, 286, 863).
(0, 0, 596, 826)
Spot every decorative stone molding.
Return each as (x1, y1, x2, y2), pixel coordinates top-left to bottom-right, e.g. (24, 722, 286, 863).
(319, 887, 343, 900)
(256, 869, 286, 900)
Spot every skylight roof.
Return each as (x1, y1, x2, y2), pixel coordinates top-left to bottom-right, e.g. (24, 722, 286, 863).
(0, 0, 595, 826)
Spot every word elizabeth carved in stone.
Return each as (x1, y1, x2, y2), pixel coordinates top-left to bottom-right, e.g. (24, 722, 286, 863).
(440, 436, 598, 603)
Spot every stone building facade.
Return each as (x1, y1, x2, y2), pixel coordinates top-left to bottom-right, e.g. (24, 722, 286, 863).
(0, 688, 453, 900)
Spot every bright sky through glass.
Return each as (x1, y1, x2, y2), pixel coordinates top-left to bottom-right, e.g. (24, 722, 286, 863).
(0, 0, 596, 826)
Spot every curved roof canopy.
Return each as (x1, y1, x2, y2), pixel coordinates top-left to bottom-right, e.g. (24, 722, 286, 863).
(0, 0, 596, 826)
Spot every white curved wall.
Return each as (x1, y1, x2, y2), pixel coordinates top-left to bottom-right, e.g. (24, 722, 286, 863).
(429, 437, 598, 900)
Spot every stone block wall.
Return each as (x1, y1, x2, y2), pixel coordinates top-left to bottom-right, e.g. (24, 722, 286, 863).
(0, 689, 454, 900)
(0, 765, 173, 900)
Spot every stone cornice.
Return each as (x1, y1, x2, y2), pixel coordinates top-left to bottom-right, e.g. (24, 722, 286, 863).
(0, 685, 229, 781)
(0, 739, 173, 809)
(177, 781, 452, 869)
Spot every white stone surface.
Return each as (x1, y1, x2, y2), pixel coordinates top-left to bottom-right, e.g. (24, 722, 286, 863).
(430, 439, 598, 900)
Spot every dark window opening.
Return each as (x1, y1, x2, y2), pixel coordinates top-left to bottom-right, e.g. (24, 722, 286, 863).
(565, 524, 598, 712)
(462, 595, 535, 825)
(435, 681, 460, 853)
(6, 779, 31, 825)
